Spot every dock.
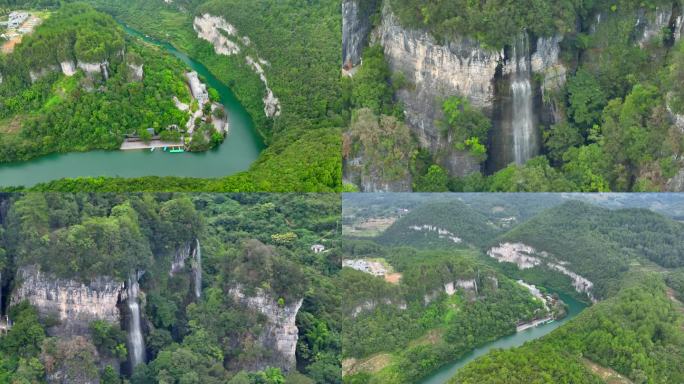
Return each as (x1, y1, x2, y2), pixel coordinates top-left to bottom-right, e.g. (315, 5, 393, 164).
(120, 139, 184, 151)
(516, 316, 554, 332)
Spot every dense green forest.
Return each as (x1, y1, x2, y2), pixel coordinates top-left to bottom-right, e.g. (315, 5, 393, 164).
(498, 200, 684, 298)
(347, 0, 684, 192)
(450, 272, 684, 383)
(342, 194, 684, 383)
(376, 200, 503, 248)
(49, 0, 342, 192)
(0, 3, 200, 162)
(0, 0, 341, 192)
(0, 193, 341, 383)
(341, 244, 552, 383)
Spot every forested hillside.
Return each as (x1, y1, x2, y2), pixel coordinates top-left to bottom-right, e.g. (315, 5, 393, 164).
(0, 3, 195, 162)
(342, 195, 684, 383)
(376, 200, 501, 248)
(27, 0, 342, 192)
(450, 273, 684, 383)
(0, 193, 341, 383)
(341, 245, 551, 383)
(498, 200, 684, 298)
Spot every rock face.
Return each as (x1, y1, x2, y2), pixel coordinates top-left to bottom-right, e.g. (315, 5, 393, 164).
(636, 4, 684, 46)
(11, 266, 123, 336)
(60, 60, 76, 77)
(375, 8, 496, 175)
(487, 243, 596, 301)
(29, 65, 58, 83)
(193, 13, 241, 56)
(342, 0, 377, 70)
(186, 71, 209, 107)
(246, 56, 281, 117)
(229, 286, 302, 372)
(372, 3, 571, 174)
(128, 63, 144, 81)
(194, 13, 281, 118)
(77, 61, 109, 80)
(343, 156, 412, 192)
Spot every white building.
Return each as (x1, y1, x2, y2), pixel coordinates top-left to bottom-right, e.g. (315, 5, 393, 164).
(311, 244, 326, 253)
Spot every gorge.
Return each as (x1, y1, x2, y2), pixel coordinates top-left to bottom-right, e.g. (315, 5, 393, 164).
(0, 23, 264, 187)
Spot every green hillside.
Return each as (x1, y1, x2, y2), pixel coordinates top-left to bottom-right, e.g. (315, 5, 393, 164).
(376, 201, 501, 248)
(450, 272, 684, 384)
(497, 200, 684, 297)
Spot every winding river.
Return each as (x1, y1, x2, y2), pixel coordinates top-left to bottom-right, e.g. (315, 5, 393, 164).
(0, 25, 264, 187)
(419, 292, 587, 384)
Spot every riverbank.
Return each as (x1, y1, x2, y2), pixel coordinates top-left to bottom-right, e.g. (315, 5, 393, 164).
(120, 139, 183, 150)
(418, 292, 586, 384)
(0, 23, 263, 187)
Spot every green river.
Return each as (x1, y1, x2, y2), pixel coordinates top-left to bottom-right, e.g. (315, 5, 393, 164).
(419, 292, 587, 384)
(0, 25, 264, 187)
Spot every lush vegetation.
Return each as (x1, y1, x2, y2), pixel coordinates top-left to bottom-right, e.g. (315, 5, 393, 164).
(348, 0, 684, 192)
(450, 273, 684, 383)
(343, 108, 415, 189)
(498, 200, 684, 298)
(0, 3, 199, 162)
(341, 246, 550, 383)
(64, 0, 343, 192)
(342, 45, 417, 192)
(342, 194, 684, 383)
(377, 200, 502, 248)
(0, 193, 341, 383)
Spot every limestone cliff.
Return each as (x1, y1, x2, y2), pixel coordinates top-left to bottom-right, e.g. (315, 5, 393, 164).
(193, 13, 281, 118)
(60, 60, 77, 77)
(373, 3, 567, 175)
(342, 0, 378, 71)
(229, 285, 302, 372)
(11, 266, 123, 335)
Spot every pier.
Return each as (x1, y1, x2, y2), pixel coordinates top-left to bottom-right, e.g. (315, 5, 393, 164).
(516, 316, 554, 332)
(120, 139, 184, 151)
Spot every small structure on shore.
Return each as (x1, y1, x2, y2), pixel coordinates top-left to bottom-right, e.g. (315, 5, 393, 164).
(311, 244, 326, 253)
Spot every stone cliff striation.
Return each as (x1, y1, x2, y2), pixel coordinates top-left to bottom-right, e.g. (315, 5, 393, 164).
(229, 285, 302, 372)
(194, 13, 281, 118)
(372, 3, 566, 176)
(11, 265, 123, 335)
(349, 1, 680, 176)
(11, 265, 125, 384)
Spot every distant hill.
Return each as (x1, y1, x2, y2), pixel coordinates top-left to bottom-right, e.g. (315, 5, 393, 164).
(377, 200, 501, 248)
(495, 200, 684, 297)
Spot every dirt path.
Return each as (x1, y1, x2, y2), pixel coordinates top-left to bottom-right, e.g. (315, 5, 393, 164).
(582, 358, 633, 384)
(342, 353, 392, 376)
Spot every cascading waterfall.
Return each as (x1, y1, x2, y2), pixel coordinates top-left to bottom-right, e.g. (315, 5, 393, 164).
(101, 63, 109, 81)
(193, 239, 202, 299)
(510, 34, 536, 165)
(126, 273, 145, 368)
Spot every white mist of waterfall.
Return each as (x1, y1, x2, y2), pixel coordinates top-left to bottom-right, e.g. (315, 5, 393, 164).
(193, 239, 202, 299)
(127, 274, 145, 368)
(510, 34, 536, 165)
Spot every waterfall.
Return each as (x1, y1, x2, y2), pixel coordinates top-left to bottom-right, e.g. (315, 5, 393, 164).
(126, 273, 145, 368)
(193, 239, 202, 299)
(510, 34, 536, 165)
(101, 63, 109, 81)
